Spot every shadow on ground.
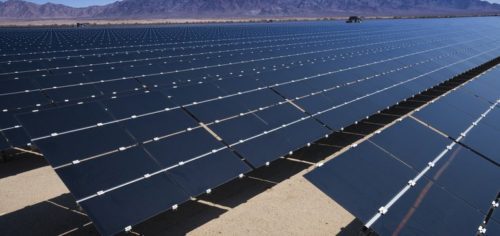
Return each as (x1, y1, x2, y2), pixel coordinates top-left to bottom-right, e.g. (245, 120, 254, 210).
(336, 218, 379, 236)
(0, 152, 48, 179)
(0, 193, 96, 235)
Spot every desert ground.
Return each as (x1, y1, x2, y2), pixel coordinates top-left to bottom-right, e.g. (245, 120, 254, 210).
(0, 15, 485, 27)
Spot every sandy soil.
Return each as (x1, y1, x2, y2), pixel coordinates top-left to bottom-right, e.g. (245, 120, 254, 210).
(189, 174, 354, 236)
(0, 166, 67, 215)
(0, 15, 495, 27)
(0, 16, 410, 27)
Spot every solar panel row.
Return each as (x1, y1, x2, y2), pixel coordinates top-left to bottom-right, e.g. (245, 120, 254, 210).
(415, 67, 500, 164)
(0, 29, 453, 148)
(1, 18, 499, 235)
(2, 19, 500, 150)
(306, 65, 500, 235)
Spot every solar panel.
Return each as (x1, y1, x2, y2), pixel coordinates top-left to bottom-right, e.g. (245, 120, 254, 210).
(372, 178, 485, 235)
(79, 171, 189, 236)
(185, 89, 284, 123)
(101, 92, 176, 119)
(306, 65, 500, 235)
(369, 119, 450, 170)
(305, 140, 418, 222)
(56, 146, 167, 200)
(413, 68, 500, 164)
(413, 90, 492, 138)
(18, 102, 114, 139)
(489, 221, 500, 235)
(2, 18, 500, 234)
(28, 124, 137, 168)
(1, 127, 30, 147)
(0, 132, 9, 150)
(461, 114, 500, 163)
(17, 98, 252, 234)
(0, 92, 51, 112)
(314, 99, 380, 130)
(231, 116, 329, 167)
(424, 146, 499, 213)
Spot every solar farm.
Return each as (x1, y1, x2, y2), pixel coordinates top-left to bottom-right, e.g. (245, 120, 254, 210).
(0, 17, 500, 235)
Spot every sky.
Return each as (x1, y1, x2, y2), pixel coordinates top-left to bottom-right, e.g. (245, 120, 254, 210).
(27, 0, 118, 7)
(23, 0, 500, 7)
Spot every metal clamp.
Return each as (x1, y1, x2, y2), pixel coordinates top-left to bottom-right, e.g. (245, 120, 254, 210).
(478, 225, 487, 234)
(378, 206, 388, 215)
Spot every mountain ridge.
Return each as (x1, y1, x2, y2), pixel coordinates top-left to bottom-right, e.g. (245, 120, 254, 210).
(1, 0, 499, 19)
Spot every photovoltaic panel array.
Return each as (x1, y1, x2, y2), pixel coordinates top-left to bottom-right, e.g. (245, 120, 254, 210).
(306, 65, 500, 235)
(414, 67, 500, 164)
(1, 18, 500, 149)
(0, 18, 499, 235)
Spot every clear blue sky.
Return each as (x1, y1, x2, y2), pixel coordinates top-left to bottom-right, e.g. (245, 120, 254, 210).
(27, 0, 118, 7)
(25, 0, 500, 7)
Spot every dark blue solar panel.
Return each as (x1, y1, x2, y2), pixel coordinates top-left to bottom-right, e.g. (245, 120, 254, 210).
(461, 120, 500, 164)
(94, 79, 142, 95)
(79, 173, 189, 236)
(305, 141, 417, 222)
(56, 146, 165, 199)
(414, 71, 499, 140)
(372, 179, 484, 236)
(366, 86, 415, 108)
(0, 92, 51, 111)
(33, 124, 137, 167)
(44, 85, 100, 103)
(101, 92, 176, 119)
(488, 220, 500, 236)
(0, 112, 18, 130)
(162, 83, 228, 105)
(17, 102, 113, 139)
(0, 133, 9, 150)
(413, 96, 484, 138)
(424, 146, 500, 214)
(214, 77, 263, 94)
(209, 103, 305, 144)
(118, 109, 198, 142)
(306, 64, 500, 236)
(143, 127, 252, 194)
(144, 129, 225, 168)
(370, 118, 449, 170)
(461, 78, 500, 104)
(234, 117, 329, 167)
(1, 127, 31, 147)
(315, 99, 380, 130)
(166, 149, 251, 196)
(185, 89, 284, 123)
(480, 105, 500, 131)
(0, 78, 39, 94)
(438, 89, 492, 117)
(294, 93, 336, 114)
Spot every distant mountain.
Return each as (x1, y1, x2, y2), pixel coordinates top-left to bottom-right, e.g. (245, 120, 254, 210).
(1, 0, 499, 19)
(0, 0, 105, 18)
